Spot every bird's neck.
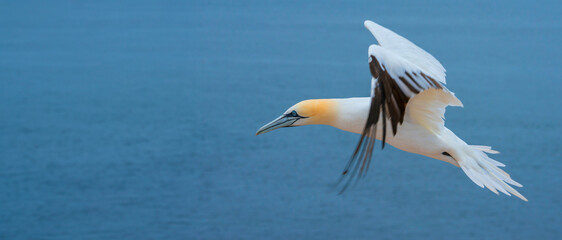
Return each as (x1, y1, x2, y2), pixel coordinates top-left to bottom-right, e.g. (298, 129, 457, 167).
(331, 98, 371, 134)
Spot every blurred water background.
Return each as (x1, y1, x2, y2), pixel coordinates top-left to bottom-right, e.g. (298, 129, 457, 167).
(1, 0, 561, 239)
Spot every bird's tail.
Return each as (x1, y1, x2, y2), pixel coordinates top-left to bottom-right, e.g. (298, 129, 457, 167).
(454, 144, 527, 201)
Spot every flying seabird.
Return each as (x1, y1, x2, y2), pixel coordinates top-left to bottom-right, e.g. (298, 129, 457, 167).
(256, 20, 527, 201)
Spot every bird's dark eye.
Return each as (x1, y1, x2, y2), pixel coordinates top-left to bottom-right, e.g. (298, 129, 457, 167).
(290, 110, 298, 117)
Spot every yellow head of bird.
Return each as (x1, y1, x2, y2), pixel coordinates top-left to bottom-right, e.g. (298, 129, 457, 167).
(256, 99, 337, 135)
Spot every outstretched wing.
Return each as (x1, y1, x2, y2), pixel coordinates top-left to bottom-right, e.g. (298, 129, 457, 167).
(364, 20, 446, 83)
(365, 45, 449, 141)
(338, 21, 462, 191)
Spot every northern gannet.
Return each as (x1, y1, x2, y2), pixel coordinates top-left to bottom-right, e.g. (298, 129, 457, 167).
(256, 20, 527, 201)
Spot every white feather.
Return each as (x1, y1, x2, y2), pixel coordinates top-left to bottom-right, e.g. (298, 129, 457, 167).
(456, 145, 528, 201)
(364, 20, 446, 83)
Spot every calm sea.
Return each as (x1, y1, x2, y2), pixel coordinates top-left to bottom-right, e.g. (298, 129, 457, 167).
(1, 0, 560, 239)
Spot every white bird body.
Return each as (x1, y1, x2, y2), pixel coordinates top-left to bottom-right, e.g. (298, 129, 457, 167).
(257, 20, 527, 201)
(308, 96, 458, 167)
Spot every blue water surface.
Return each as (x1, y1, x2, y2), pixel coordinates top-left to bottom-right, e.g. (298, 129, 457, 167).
(1, 1, 561, 239)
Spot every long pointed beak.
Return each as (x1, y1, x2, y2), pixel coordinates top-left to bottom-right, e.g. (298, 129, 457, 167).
(256, 115, 297, 135)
